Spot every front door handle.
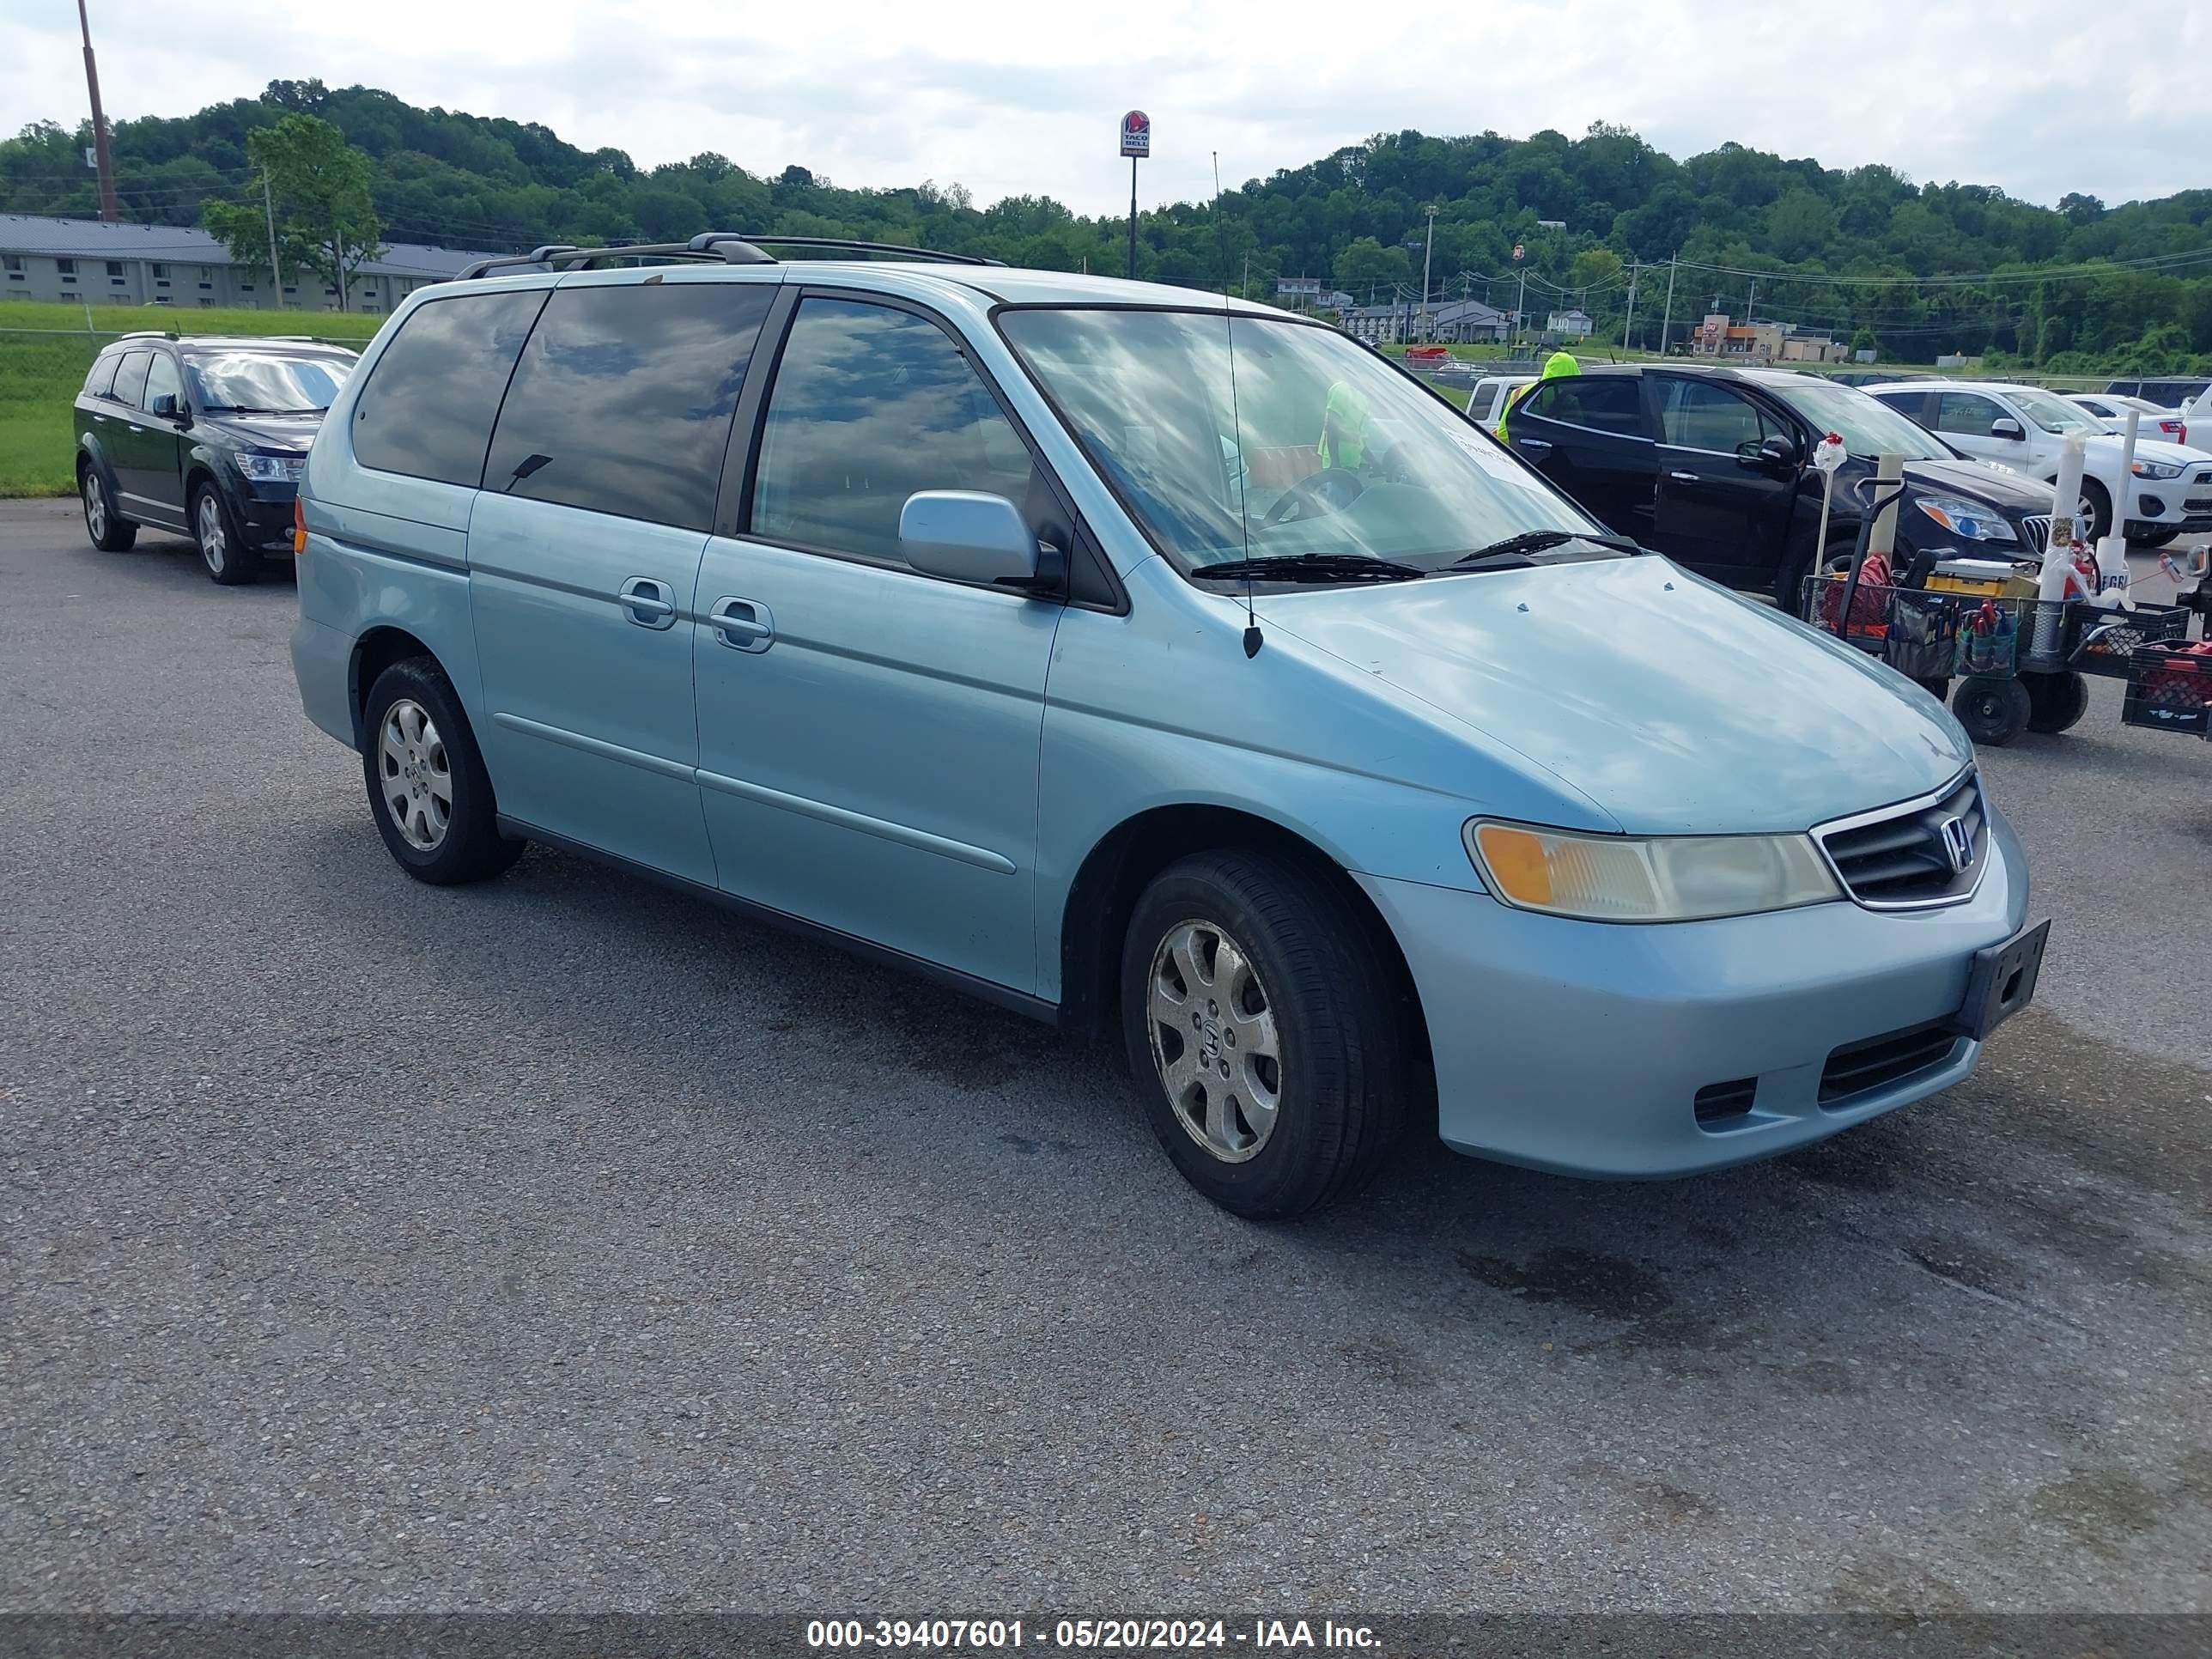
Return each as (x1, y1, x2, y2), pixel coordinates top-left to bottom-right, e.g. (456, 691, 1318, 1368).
(617, 576, 678, 630)
(708, 596, 775, 653)
(1516, 438, 1553, 458)
(1668, 470, 1699, 484)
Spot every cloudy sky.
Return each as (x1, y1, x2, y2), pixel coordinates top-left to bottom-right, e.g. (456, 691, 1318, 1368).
(6, 0, 2204, 222)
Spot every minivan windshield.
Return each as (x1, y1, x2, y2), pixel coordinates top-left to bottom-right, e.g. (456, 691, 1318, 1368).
(185, 351, 352, 414)
(1759, 378, 1954, 462)
(999, 308, 1609, 578)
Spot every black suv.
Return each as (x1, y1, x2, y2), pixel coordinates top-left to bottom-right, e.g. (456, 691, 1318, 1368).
(75, 333, 357, 584)
(1502, 363, 2060, 602)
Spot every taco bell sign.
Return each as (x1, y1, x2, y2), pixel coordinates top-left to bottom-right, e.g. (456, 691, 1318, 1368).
(1120, 110, 1151, 159)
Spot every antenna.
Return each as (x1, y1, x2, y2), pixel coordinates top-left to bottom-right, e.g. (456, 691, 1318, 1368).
(1213, 149, 1260, 655)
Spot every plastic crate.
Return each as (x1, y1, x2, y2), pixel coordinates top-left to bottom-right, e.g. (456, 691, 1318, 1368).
(2122, 645, 2212, 738)
(2067, 601, 2194, 680)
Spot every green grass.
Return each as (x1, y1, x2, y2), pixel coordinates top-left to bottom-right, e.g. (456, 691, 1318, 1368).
(0, 300, 382, 496)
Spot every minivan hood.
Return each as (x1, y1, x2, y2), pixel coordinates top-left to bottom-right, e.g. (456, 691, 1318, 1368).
(1259, 557, 1971, 836)
(1899, 456, 2057, 513)
(199, 410, 324, 451)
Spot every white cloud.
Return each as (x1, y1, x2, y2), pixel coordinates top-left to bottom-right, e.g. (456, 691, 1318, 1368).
(7, 0, 2205, 222)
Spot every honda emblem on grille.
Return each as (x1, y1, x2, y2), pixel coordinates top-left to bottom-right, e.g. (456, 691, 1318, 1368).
(1939, 815, 1972, 874)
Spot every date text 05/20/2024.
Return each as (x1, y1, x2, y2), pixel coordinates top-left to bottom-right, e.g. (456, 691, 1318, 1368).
(805, 1620, 1382, 1650)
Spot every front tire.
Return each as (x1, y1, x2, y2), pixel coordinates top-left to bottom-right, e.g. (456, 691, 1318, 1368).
(2077, 478, 2112, 546)
(1954, 675, 2033, 746)
(191, 483, 260, 586)
(361, 658, 525, 884)
(81, 464, 136, 552)
(1119, 848, 1410, 1218)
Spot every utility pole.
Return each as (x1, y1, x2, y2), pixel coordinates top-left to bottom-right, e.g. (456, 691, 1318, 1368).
(1419, 204, 1437, 342)
(76, 0, 121, 223)
(1621, 264, 1638, 355)
(1658, 255, 1676, 356)
(262, 173, 283, 308)
(333, 224, 346, 313)
(1514, 265, 1528, 354)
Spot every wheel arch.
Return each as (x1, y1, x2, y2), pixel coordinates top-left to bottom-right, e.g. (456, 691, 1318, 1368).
(348, 626, 443, 750)
(1055, 803, 1431, 1073)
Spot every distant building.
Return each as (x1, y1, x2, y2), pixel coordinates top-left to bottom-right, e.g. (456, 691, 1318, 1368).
(1343, 302, 1411, 345)
(0, 214, 501, 315)
(1545, 308, 1593, 338)
(1690, 313, 1790, 362)
(1274, 276, 1355, 310)
(1427, 297, 1510, 343)
(1779, 334, 1846, 364)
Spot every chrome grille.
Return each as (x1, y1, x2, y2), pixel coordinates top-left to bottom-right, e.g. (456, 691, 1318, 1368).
(2018, 514, 2052, 549)
(1815, 774, 1986, 909)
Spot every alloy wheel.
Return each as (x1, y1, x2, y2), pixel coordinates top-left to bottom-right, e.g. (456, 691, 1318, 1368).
(82, 474, 106, 541)
(1146, 920, 1283, 1163)
(197, 493, 227, 575)
(378, 699, 453, 852)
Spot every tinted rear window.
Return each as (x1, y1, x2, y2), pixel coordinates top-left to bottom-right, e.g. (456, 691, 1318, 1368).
(82, 356, 119, 398)
(483, 281, 774, 532)
(111, 351, 151, 409)
(1525, 376, 1644, 434)
(353, 289, 550, 487)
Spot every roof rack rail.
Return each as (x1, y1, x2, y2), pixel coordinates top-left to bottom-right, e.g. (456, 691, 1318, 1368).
(452, 232, 1002, 282)
(115, 329, 179, 342)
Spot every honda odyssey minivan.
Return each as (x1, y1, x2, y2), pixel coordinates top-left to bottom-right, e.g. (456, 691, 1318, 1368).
(289, 234, 2045, 1218)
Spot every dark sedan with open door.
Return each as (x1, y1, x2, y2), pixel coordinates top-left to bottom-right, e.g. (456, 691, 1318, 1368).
(1500, 364, 2058, 602)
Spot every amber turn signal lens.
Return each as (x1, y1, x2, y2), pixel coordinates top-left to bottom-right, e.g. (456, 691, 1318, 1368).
(292, 496, 307, 556)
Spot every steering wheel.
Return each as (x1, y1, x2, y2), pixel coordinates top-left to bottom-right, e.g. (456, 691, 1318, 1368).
(1264, 466, 1366, 526)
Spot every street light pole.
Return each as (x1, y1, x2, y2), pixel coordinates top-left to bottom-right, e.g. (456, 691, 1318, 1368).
(76, 0, 121, 223)
(1658, 255, 1677, 356)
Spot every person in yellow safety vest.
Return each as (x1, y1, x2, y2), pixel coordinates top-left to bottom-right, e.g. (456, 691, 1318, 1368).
(1496, 349, 1580, 443)
(1317, 380, 1369, 471)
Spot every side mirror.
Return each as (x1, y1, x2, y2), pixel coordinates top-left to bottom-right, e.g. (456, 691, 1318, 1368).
(1740, 434, 1798, 471)
(151, 392, 185, 422)
(898, 491, 1045, 590)
(1990, 416, 2026, 441)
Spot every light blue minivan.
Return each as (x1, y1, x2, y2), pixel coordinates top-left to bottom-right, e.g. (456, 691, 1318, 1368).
(290, 234, 2047, 1217)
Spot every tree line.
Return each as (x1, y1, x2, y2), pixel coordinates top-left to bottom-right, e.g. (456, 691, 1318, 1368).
(3, 80, 2209, 369)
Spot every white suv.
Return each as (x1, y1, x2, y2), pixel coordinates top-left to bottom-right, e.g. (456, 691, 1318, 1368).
(1868, 380, 2212, 548)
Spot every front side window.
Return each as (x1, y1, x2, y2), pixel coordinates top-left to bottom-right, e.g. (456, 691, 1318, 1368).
(186, 352, 350, 414)
(750, 297, 1042, 564)
(352, 289, 549, 488)
(484, 280, 773, 532)
(143, 353, 182, 410)
(110, 350, 151, 408)
(1656, 379, 1774, 453)
(1000, 307, 1601, 577)
(1524, 377, 1646, 435)
(1935, 392, 2002, 436)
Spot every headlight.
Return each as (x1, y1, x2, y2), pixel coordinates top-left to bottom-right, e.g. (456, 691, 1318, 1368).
(1465, 820, 1841, 922)
(234, 452, 307, 483)
(1914, 495, 2017, 542)
(2130, 459, 2185, 480)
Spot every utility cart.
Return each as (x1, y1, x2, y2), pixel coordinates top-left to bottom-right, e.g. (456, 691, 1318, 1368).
(1802, 575, 2195, 746)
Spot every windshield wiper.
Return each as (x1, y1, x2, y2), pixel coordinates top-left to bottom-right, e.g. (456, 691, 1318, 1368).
(1191, 553, 1425, 584)
(1450, 530, 1640, 568)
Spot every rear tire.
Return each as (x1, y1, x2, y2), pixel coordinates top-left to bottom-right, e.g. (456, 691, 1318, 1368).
(1119, 848, 1411, 1218)
(361, 658, 525, 885)
(81, 464, 136, 552)
(1953, 675, 2033, 747)
(2025, 670, 2090, 734)
(2077, 478, 2112, 546)
(191, 483, 260, 586)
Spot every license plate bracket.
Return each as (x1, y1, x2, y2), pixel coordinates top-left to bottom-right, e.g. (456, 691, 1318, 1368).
(1954, 918, 2051, 1042)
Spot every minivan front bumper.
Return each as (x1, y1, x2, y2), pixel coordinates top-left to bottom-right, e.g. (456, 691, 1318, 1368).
(1357, 803, 2031, 1178)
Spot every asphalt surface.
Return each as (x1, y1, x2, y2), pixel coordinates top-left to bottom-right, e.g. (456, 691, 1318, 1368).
(3, 498, 2209, 1614)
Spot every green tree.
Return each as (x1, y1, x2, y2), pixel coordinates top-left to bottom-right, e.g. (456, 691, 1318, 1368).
(1850, 326, 1878, 356)
(1332, 234, 1409, 291)
(203, 112, 382, 310)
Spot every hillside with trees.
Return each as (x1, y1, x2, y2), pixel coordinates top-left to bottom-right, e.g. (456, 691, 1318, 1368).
(3, 81, 2209, 369)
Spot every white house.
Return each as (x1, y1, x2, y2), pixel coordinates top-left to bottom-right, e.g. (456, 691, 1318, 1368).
(1546, 308, 1594, 338)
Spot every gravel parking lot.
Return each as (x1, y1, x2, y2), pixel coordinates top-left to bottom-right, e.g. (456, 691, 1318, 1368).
(3, 497, 2209, 1613)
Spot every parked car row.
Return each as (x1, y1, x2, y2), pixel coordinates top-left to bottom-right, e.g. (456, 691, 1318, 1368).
(62, 265, 2057, 1218)
(73, 331, 358, 584)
